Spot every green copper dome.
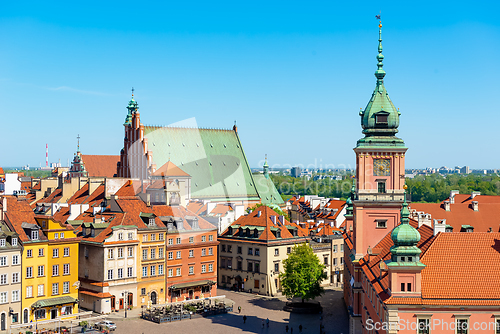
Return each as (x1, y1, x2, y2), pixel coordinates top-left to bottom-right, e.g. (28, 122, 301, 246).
(345, 180, 355, 217)
(124, 90, 139, 125)
(357, 23, 405, 149)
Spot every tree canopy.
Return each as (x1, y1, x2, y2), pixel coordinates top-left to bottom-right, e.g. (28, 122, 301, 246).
(279, 243, 327, 302)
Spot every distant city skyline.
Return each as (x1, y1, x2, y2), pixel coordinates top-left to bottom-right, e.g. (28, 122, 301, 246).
(1, 2, 499, 169)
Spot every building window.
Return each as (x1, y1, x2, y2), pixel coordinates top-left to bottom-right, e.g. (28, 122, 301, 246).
(247, 262, 253, 272)
(27, 249, 32, 258)
(143, 234, 148, 242)
(376, 114, 388, 124)
(63, 282, 70, 294)
(31, 230, 39, 240)
(150, 266, 156, 276)
(52, 248, 58, 258)
(221, 245, 226, 252)
(209, 263, 213, 272)
(108, 249, 114, 259)
(0, 292, 7, 303)
(12, 273, 19, 283)
(118, 233, 123, 240)
(340, 244, 344, 252)
(275, 248, 279, 256)
(37, 266, 44, 277)
(0, 239, 6, 247)
(456, 319, 468, 334)
(333, 258, 337, 266)
(407, 283, 412, 291)
(35, 309, 45, 320)
(118, 248, 124, 258)
(128, 232, 134, 240)
(189, 266, 194, 275)
(159, 233, 164, 241)
(0, 257, 6, 266)
(175, 251, 181, 259)
(0, 274, 7, 285)
(26, 267, 33, 278)
(158, 264, 164, 275)
(333, 245, 338, 253)
(38, 284, 44, 296)
(237, 260, 242, 270)
(60, 232, 64, 239)
(189, 237, 194, 243)
(176, 268, 181, 276)
(201, 265, 206, 273)
(52, 265, 59, 276)
(227, 245, 232, 253)
(248, 248, 253, 255)
(39, 248, 44, 257)
(324, 257, 329, 265)
(142, 267, 147, 277)
(128, 267, 133, 277)
(376, 220, 387, 228)
(168, 269, 173, 277)
(142, 249, 148, 260)
(151, 249, 156, 259)
(255, 248, 260, 256)
(151, 234, 156, 241)
(274, 263, 279, 273)
(141, 288, 146, 295)
(11, 238, 17, 246)
(209, 234, 213, 241)
(12, 255, 19, 265)
(254, 263, 260, 273)
(377, 182, 386, 193)
(176, 237, 181, 244)
(201, 235, 206, 242)
(63, 247, 70, 257)
(495, 320, 500, 334)
(168, 252, 173, 260)
(340, 257, 344, 265)
(26, 286, 33, 298)
(128, 247, 134, 257)
(107, 269, 113, 280)
(189, 249, 194, 258)
(227, 259, 232, 269)
(202, 248, 206, 256)
(237, 246, 242, 254)
(159, 248, 164, 258)
(52, 283, 59, 295)
(12, 290, 20, 302)
(168, 238, 173, 245)
(208, 248, 213, 255)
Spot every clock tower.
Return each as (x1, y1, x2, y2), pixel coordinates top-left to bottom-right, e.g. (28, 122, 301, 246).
(352, 21, 408, 259)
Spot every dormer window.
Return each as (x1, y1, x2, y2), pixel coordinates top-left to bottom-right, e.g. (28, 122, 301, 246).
(376, 114, 388, 124)
(276, 230, 281, 238)
(375, 112, 389, 127)
(148, 217, 155, 227)
(118, 233, 123, 241)
(0, 239, 5, 247)
(11, 238, 17, 246)
(253, 229, 258, 238)
(31, 230, 39, 240)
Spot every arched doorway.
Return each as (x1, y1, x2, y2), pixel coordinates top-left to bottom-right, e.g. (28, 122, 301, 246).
(235, 275, 243, 291)
(150, 291, 157, 305)
(1, 312, 5, 330)
(23, 309, 28, 324)
(111, 295, 116, 310)
(127, 292, 133, 307)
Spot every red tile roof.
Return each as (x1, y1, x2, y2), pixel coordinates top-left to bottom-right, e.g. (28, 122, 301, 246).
(3, 196, 48, 242)
(151, 161, 190, 177)
(81, 155, 119, 178)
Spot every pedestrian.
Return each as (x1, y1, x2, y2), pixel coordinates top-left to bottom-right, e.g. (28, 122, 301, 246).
(299, 324, 302, 332)
(291, 327, 293, 334)
(262, 319, 265, 329)
(266, 318, 269, 327)
(243, 315, 247, 324)
(238, 306, 241, 313)
(285, 325, 289, 332)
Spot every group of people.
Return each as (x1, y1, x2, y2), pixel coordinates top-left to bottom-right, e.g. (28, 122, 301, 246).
(238, 305, 303, 332)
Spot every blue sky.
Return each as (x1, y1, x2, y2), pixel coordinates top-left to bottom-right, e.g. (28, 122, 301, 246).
(1, 1, 499, 169)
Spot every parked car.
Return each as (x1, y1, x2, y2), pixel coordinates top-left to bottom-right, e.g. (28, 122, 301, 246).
(95, 320, 117, 331)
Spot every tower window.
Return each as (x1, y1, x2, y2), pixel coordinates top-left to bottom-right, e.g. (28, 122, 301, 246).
(377, 182, 386, 193)
(376, 114, 388, 125)
(376, 220, 387, 228)
(401, 283, 405, 291)
(407, 283, 411, 291)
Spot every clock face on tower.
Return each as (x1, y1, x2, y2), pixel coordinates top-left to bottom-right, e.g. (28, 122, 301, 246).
(373, 159, 391, 176)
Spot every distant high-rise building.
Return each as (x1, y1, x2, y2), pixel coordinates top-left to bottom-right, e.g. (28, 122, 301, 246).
(291, 166, 302, 178)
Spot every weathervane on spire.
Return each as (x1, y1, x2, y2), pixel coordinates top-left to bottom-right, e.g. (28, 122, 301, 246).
(131, 87, 134, 98)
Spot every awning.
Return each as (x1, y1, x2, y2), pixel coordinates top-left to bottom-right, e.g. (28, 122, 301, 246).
(169, 280, 215, 290)
(31, 296, 78, 309)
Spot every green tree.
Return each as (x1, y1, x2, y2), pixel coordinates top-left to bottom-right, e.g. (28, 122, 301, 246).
(279, 243, 327, 303)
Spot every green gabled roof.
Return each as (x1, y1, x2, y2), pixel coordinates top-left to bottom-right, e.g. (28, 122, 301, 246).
(144, 126, 259, 201)
(83, 222, 110, 229)
(139, 212, 154, 218)
(68, 220, 83, 226)
(253, 174, 284, 206)
(32, 296, 77, 308)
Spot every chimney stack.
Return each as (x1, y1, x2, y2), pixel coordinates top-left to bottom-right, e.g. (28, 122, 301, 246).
(470, 191, 481, 199)
(449, 190, 459, 204)
(433, 219, 446, 236)
(443, 200, 451, 211)
(472, 200, 478, 211)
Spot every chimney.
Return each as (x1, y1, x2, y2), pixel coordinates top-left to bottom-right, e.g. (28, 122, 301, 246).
(256, 210, 262, 217)
(433, 219, 446, 236)
(146, 194, 151, 207)
(0, 197, 6, 221)
(379, 261, 388, 279)
(488, 227, 493, 233)
(449, 190, 459, 204)
(470, 191, 481, 199)
(472, 200, 478, 211)
(443, 200, 451, 211)
(367, 246, 372, 263)
(278, 215, 285, 225)
(270, 216, 276, 224)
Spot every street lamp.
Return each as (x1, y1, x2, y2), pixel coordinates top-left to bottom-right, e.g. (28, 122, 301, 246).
(123, 291, 129, 318)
